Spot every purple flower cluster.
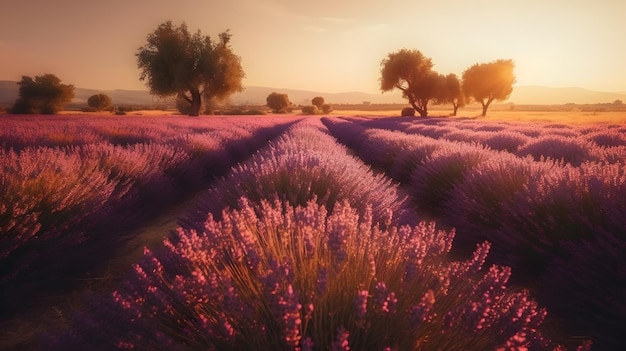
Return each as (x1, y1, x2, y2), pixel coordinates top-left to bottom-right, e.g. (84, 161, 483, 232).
(183, 119, 413, 229)
(0, 114, 298, 310)
(49, 113, 569, 349)
(324, 115, 622, 348)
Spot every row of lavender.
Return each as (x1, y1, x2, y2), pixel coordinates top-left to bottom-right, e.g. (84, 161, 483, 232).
(322, 116, 625, 349)
(353, 116, 626, 166)
(50, 120, 577, 350)
(0, 114, 299, 313)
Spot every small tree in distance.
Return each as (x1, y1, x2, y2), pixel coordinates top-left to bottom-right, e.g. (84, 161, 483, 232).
(87, 94, 113, 111)
(266, 92, 290, 113)
(435, 73, 465, 116)
(312, 96, 324, 109)
(462, 59, 515, 117)
(11, 74, 75, 114)
(136, 21, 245, 116)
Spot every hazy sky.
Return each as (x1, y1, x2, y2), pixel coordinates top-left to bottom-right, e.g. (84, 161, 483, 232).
(1, 0, 624, 93)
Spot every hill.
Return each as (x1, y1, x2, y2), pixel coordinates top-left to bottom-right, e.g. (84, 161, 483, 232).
(509, 86, 626, 105)
(1, 80, 624, 107)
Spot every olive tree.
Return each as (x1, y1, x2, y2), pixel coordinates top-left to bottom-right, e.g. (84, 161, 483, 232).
(435, 73, 465, 116)
(11, 74, 75, 114)
(266, 92, 290, 113)
(462, 59, 515, 117)
(136, 21, 245, 116)
(87, 94, 113, 111)
(380, 49, 445, 117)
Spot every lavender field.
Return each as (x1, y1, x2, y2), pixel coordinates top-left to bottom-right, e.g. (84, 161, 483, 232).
(1, 113, 623, 350)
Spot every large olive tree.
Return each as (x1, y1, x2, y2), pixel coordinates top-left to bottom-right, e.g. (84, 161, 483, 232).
(136, 21, 245, 116)
(380, 49, 445, 117)
(462, 59, 515, 117)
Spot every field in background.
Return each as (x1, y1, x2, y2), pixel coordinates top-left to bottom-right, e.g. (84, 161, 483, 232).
(55, 107, 626, 125)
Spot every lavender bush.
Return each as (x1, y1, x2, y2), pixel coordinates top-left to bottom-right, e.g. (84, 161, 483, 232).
(0, 114, 299, 314)
(54, 199, 563, 350)
(184, 120, 413, 229)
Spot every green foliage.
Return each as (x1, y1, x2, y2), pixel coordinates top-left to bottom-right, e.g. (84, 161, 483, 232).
(136, 21, 245, 116)
(10, 74, 75, 114)
(462, 59, 515, 116)
(87, 94, 113, 111)
(266, 92, 290, 113)
(321, 104, 332, 113)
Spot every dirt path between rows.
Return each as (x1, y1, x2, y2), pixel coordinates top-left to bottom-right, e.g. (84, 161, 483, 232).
(0, 182, 214, 350)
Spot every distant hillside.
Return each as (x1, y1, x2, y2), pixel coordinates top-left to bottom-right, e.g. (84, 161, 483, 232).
(1, 80, 624, 107)
(509, 86, 626, 105)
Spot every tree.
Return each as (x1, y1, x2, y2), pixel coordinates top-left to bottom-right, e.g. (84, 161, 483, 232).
(435, 73, 465, 116)
(11, 74, 74, 114)
(462, 59, 515, 117)
(312, 96, 324, 109)
(266, 92, 290, 113)
(136, 21, 245, 116)
(380, 49, 445, 117)
(87, 94, 112, 111)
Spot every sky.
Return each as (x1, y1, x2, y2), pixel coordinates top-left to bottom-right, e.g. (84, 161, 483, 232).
(1, 0, 625, 94)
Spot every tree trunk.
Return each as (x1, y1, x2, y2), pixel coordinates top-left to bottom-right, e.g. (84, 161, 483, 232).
(190, 89, 202, 116)
(452, 103, 458, 116)
(410, 101, 428, 117)
(481, 97, 494, 117)
(481, 101, 488, 117)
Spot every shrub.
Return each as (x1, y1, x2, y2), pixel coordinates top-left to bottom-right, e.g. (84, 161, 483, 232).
(401, 107, 415, 117)
(87, 94, 113, 111)
(444, 155, 555, 255)
(516, 135, 599, 166)
(11, 74, 75, 114)
(54, 199, 560, 350)
(244, 108, 266, 115)
(321, 104, 332, 114)
(587, 130, 626, 147)
(267, 92, 291, 113)
(409, 143, 493, 212)
(301, 105, 319, 115)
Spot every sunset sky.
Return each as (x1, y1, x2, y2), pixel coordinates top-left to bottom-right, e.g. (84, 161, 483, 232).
(1, 0, 624, 94)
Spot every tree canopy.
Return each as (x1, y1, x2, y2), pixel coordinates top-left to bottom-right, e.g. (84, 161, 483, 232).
(266, 92, 290, 113)
(380, 49, 444, 117)
(136, 21, 245, 116)
(11, 74, 75, 114)
(435, 73, 465, 116)
(87, 94, 112, 111)
(312, 96, 324, 109)
(462, 59, 515, 116)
